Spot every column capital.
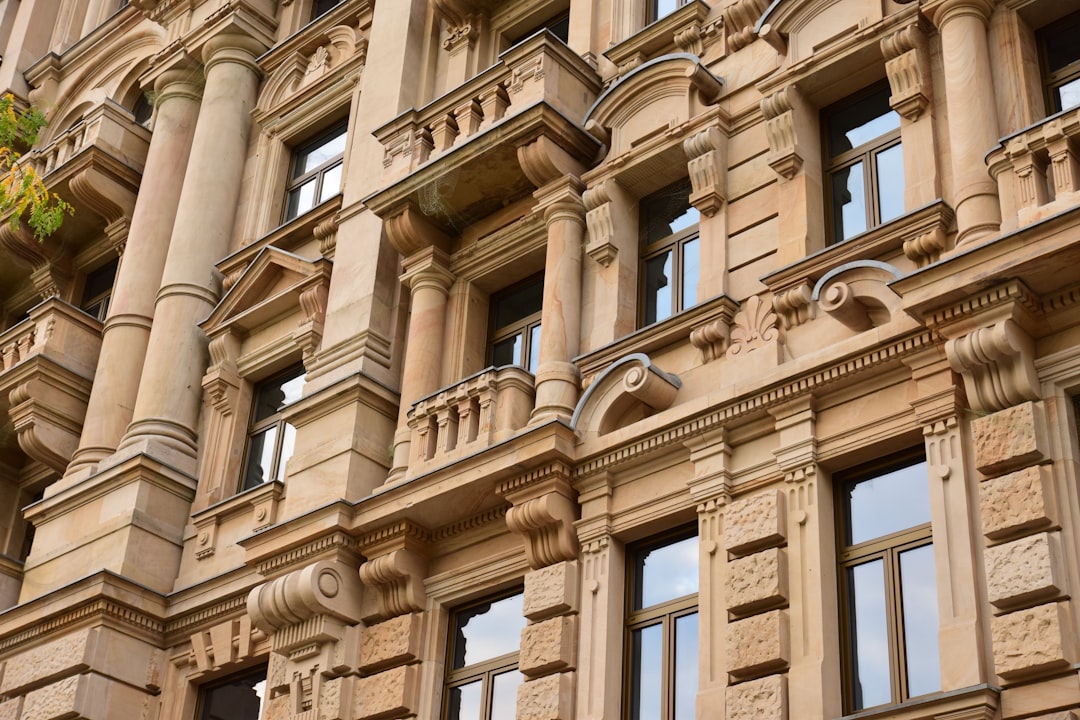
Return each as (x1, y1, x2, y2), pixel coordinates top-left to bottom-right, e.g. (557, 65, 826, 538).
(538, 176, 586, 227)
(927, 0, 995, 29)
(400, 246, 454, 294)
(202, 31, 267, 73)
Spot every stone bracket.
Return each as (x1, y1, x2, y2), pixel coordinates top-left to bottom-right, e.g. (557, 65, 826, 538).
(761, 86, 803, 180)
(498, 462, 580, 570)
(881, 18, 932, 121)
(357, 520, 431, 622)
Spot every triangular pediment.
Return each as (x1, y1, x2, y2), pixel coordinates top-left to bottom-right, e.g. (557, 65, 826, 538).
(202, 247, 332, 336)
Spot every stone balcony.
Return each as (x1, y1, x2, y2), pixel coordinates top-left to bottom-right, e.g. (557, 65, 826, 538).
(367, 30, 601, 233)
(0, 299, 102, 475)
(405, 365, 534, 477)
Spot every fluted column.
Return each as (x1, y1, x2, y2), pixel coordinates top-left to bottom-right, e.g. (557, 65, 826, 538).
(531, 176, 585, 423)
(112, 33, 264, 473)
(932, 0, 1001, 246)
(386, 247, 454, 482)
(63, 66, 202, 484)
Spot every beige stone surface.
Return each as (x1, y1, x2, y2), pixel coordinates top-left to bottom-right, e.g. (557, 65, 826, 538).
(520, 615, 576, 678)
(971, 402, 1047, 476)
(991, 602, 1071, 680)
(21, 674, 81, 720)
(726, 674, 787, 720)
(353, 664, 418, 720)
(0, 627, 90, 694)
(523, 560, 579, 621)
(517, 671, 575, 720)
(724, 491, 787, 557)
(980, 465, 1056, 541)
(0, 698, 21, 720)
(727, 548, 787, 615)
(358, 612, 421, 673)
(727, 610, 790, 680)
(985, 532, 1064, 610)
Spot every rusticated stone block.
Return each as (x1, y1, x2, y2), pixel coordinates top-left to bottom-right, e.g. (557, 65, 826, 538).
(0, 697, 22, 720)
(22, 674, 80, 720)
(972, 402, 1047, 476)
(354, 665, 419, 720)
(724, 491, 786, 557)
(1027, 713, 1078, 720)
(517, 671, 575, 720)
(727, 548, 788, 616)
(980, 465, 1056, 542)
(359, 613, 421, 673)
(991, 602, 1071, 680)
(727, 610, 790, 680)
(523, 561, 579, 621)
(985, 532, 1064, 610)
(0, 627, 90, 695)
(727, 674, 787, 720)
(520, 616, 575, 678)
(21, 671, 152, 720)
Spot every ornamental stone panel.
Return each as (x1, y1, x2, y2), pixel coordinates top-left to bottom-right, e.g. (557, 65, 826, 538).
(354, 664, 419, 720)
(523, 560, 579, 621)
(0, 627, 91, 694)
(985, 532, 1064, 610)
(971, 401, 1047, 475)
(724, 491, 787, 557)
(358, 612, 422, 673)
(520, 615, 576, 678)
(727, 610, 790, 679)
(727, 674, 787, 720)
(517, 671, 575, 720)
(980, 465, 1056, 541)
(991, 602, 1071, 680)
(727, 548, 788, 615)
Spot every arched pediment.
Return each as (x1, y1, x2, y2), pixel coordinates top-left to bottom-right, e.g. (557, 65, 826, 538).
(812, 260, 903, 332)
(257, 25, 367, 120)
(584, 54, 722, 160)
(755, 0, 892, 63)
(571, 354, 681, 437)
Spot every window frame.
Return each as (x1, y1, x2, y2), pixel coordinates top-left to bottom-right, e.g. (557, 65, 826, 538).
(195, 665, 268, 720)
(283, 122, 347, 223)
(487, 272, 544, 373)
(239, 365, 306, 492)
(836, 450, 939, 713)
(79, 257, 119, 322)
(624, 527, 699, 720)
(443, 589, 525, 720)
(1037, 10, 1080, 115)
(647, 0, 691, 25)
(822, 83, 903, 245)
(638, 178, 700, 328)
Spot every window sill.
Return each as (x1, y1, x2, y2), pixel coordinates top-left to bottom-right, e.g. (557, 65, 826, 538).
(189, 481, 285, 562)
(840, 684, 998, 720)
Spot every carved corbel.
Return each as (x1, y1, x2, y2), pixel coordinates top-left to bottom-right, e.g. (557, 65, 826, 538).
(69, 166, 136, 226)
(357, 521, 430, 622)
(756, 23, 787, 54)
(881, 19, 932, 120)
(294, 282, 329, 364)
(722, 0, 768, 52)
(384, 203, 452, 256)
(583, 178, 633, 267)
(772, 282, 814, 331)
(517, 136, 587, 189)
(190, 616, 264, 674)
(498, 463, 579, 569)
(8, 378, 83, 474)
(314, 213, 339, 258)
(761, 87, 803, 180)
(812, 261, 904, 332)
(903, 225, 946, 267)
(683, 126, 726, 217)
(690, 301, 738, 362)
(0, 222, 71, 300)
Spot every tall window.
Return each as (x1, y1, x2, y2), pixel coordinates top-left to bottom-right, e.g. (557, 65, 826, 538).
(197, 667, 266, 720)
(240, 367, 305, 491)
(489, 274, 543, 373)
(640, 179, 700, 327)
(838, 453, 940, 712)
(284, 123, 346, 221)
(1039, 11, 1080, 114)
(311, 0, 342, 20)
(627, 530, 698, 720)
(824, 84, 903, 244)
(80, 258, 118, 322)
(508, 11, 570, 46)
(648, 0, 690, 23)
(445, 591, 526, 720)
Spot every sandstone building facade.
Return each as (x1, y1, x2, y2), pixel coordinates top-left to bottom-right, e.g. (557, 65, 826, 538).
(0, 0, 1079, 718)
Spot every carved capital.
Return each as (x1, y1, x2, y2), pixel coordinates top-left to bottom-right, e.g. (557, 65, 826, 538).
(400, 246, 454, 295)
(498, 463, 579, 569)
(683, 126, 726, 216)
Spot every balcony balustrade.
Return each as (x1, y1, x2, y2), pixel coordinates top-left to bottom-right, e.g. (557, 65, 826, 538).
(28, 99, 150, 181)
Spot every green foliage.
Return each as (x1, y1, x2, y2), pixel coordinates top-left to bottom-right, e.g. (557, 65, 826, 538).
(0, 93, 73, 240)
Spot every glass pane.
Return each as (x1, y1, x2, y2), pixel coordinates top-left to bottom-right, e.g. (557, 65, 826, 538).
(491, 334, 522, 368)
(644, 251, 673, 325)
(253, 369, 306, 422)
(641, 180, 696, 243)
(831, 161, 867, 242)
(848, 559, 891, 710)
(636, 534, 698, 609)
(242, 427, 276, 490)
(527, 323, 542, 373)
(1058, 78, 1080, 112)
(80, 259, 118, 306)
(446, 681, 482, 720)
(548, 14, 570, 43)
(674, 612, 699, 720)
(493, 276, 544, 329)
(900, 544, 940, 698)
(844, 461, 930, 546)
(630, 624, 662, 720)
(491, 670, 523, 720)
(297, 129, 347, 175)
(681, 237, 700, 311)
(200, 668, 266, 720)
(275, 422, 297, 482)
(452, 593, 524, 669)
(828, 87, 900, 155)
(319, 163, 343, 202)
(650, 0, 678, 21)
(286, 180, 317, 220)
(876, 144, 904, 224)
(1044, 17, 1080, 74)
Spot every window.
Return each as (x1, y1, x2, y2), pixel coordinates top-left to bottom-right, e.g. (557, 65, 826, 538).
(240, 367, 305, 491)
(838, 453, 940, 712)
(489, 273, 543, 373)
(648, 0, 691, 24)
(640, 179, 700, 326)
(626, 530, 698, 720)
(197, 666, 267, 720)
(80, 258, 118, 322)
(445, 591, 526, 720)
(824, 84, 903, 244)
(508, 11, 570, 45)
(284, 123, 346, 222)
(311, 0, 342, 20)
(1039, 11, 1080, 114)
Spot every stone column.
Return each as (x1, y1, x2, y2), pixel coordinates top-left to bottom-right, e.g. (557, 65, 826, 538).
(930, 0, 1001, 246)
(531, 177, 586, 423)
(386, 247, 454, 482)
(63, 64, 202, 485)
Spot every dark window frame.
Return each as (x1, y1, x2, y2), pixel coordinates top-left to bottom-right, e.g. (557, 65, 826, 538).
(284, 122, 347, 222)
(444, 589, 525, 720)
(647, 0, 691, 24)
(1038, 10, 1080, 115)
(487, 272, 543, 373)
(79, 258, 119, 322)
(195, 665, 267, 720)
(239, 365, 305, 492)
(638, 178, 700, 328)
